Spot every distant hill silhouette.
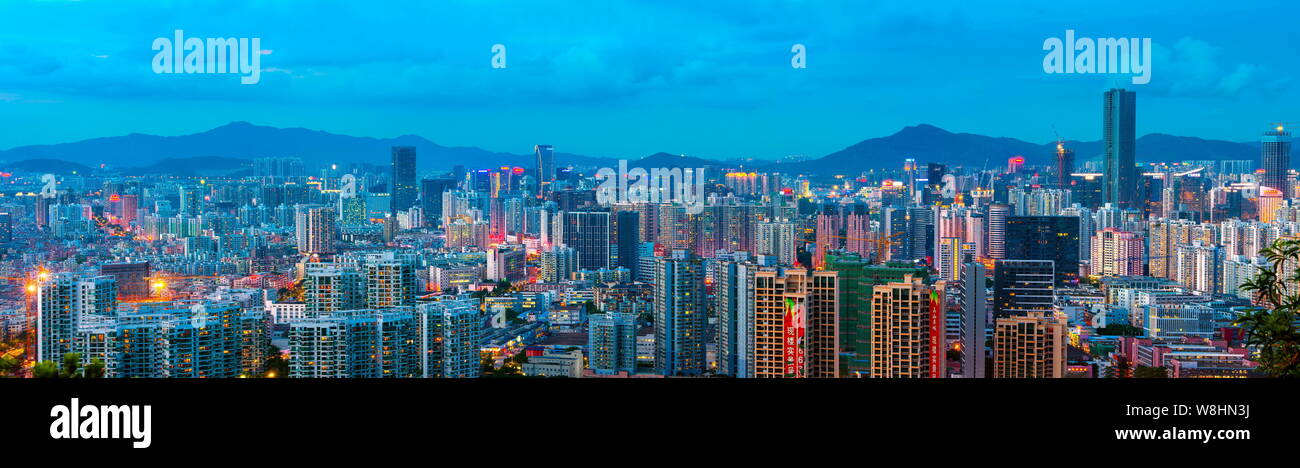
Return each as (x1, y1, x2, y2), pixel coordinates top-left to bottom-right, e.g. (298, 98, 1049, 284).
(781, 124, 1262, 173)
(0, 122, 1267, 175)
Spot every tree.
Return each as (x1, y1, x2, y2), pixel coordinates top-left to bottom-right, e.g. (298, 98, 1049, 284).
(62, 353, 81, 377)
(1237, 237, 1300, 377)
(0, 355, 24, 377)
(31, 353, 106, 378)
(83, 358, 107, 378)
(264, 345, 289, 378)
(32, 360, 60, 378)
(1096, 324, 1144, 337)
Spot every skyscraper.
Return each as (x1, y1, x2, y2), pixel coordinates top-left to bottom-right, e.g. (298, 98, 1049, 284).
(100, 262, 150, 301)
(1103, 88, 1137, 209)
(755, 218, 798, 265)
(486, 245, 526, 282)
(421, 300, 482, 378)
(1055, 141, 1075, 189)
(993, 312, 1066, 378)
(355, 251, 419, 308)
(987, 204, 1010, 260)
(906, 207, 934, 261)
(588, 312, 638, 375)
(391, 146, 417, 215)
(992, 260, 1054, 319)
(825, 254, 931, 377)
(535, 144, 555, 194)
(958, 262, 988, 378)
(654, 251, 706, 376)
(1090, 228, 1145, 277)
(714, 258, 756, 377)
(420, 178, 456, 229)
(303, 263, 364, 313)
(37, 274, 118, 362)
(614, 210, 641, 272)
(1261, 125, 1292, 198)
(557, 211, 610, 271)
(289, 308, 420, 378)
(540, 246, 577, 282)
(1005, 215, 1080, 285)
(869, 275, 945, 378)
(295, 204, 337, 255)
(751, 268, 839, 378)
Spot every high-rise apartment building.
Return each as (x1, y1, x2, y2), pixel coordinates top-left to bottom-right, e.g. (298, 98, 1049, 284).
(750, 267, 839, 378)
(987, 204, 1010, 259)
(588, 312, 638, 375)
(353, 251, 419, 308)
(289, 308, 420, 378)
(654, 251, 706, 376)
(957, 262, 988, 378)
(295, 204, 337, 255)
(755, 218, 798, 265)
(714, 258, 756, 377)
(303, 263, 364, 313)
(37, 273, 118, 362)
(1090, 228, 1145, 277)
(869, 275, 946, 378)
(993, 312, 1066, 378)
(824, 254, 931, 377)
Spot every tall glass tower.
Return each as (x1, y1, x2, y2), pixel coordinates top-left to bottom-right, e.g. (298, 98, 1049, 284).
(1261, 125, 1292, 198)
(390, 146, 417, 214)
(534, 144, 555, 194)
(1103, 89, 1136, 209)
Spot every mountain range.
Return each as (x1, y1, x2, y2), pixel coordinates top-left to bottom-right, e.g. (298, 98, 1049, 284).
(0, 121, 1267, 176)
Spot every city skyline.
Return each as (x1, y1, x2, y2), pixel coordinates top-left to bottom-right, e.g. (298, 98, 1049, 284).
(5, 2, 1292, 454)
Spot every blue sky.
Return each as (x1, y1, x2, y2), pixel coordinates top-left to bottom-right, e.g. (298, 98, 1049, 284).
(0, 0, 1295, 160)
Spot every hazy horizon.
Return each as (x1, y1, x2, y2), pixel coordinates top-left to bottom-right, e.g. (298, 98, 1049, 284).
(1, 0, 1295, 160)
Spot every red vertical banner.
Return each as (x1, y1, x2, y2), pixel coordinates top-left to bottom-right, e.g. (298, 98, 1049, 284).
(928, 290, 942, 378)
(784, 297, 805, 378)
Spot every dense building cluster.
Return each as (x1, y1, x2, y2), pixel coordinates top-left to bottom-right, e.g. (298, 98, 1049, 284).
(0, 89, 1290, 378)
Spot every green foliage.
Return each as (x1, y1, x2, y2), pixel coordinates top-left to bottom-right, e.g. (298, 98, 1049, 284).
(32, 360, 60, 378)
(1096, 324, 1144, 337)
(1237, 237, 1300, 377)
(264, 345, 289, 378)
(32, 353, 105, 378)
(83, 358, 107, 378)
(0, 355, 24, 377)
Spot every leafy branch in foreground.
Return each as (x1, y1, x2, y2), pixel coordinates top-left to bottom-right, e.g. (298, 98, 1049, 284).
(1236, 237, 1300, 377)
